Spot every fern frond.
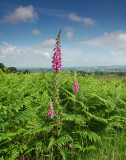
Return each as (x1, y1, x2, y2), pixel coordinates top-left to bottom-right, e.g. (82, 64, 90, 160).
(47, 137, 55, 151)
(74, 144, 95, 152)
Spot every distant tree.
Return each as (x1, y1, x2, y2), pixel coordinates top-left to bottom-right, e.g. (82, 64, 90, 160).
(0, 63, 5, 71)
(7, 67, 17, 73)
(99, 71, 105, 75)
(110, 72, 114, 75)
(94, 70, 100, 76)
(117, 71, 124, 76)
(95, 70, 105, 76)
(24, 70, 30, 74)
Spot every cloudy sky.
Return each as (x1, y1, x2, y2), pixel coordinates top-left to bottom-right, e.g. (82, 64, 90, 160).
(0, 0, 126, 68)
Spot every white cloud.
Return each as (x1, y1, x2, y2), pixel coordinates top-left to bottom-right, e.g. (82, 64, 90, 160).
(39, 8, 96, 26)
(35, 50, 50, 59)
(31, 29, 41, 35)
(64, 26, 74, 39)
(0, 38, 55, 68)
(68, 13, 96, 26)
(98, 58, 107, 63)
(118, 33, 126, 41)
(39, 39, 56, 48)
(110, 50, 123, 56)
(0, 40, 52, 60)
(39, 8, 68, 18)
(1, 41, 25, 58)
(80, 31, 126, 49)
(67, 32, 74, 39)
(0, 5, 38, 23)
(78, 30, 126, 65)
(0, 55, 5, 59)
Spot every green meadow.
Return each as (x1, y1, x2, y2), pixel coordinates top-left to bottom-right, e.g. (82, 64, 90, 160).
(0, 70, 126, 160)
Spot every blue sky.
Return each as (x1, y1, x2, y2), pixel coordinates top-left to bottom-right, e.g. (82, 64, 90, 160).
(0, 0, 126, 68)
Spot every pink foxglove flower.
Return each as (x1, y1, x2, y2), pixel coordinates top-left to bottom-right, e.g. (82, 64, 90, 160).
(74, 72, 79, 92)
(46, 103, 54, 116)
(74, 81, 79, 92)
(52, 30, 62, 71)
(68, 144, 72, 148)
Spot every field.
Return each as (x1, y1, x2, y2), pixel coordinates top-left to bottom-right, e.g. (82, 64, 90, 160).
(0, 69, 126, 160)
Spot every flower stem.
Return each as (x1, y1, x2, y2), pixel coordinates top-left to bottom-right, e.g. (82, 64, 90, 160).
(55, 70, 58, 139)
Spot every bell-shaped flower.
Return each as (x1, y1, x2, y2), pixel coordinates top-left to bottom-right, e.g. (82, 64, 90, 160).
(46, 104, 54, 116)
(68, 144, 72, 148)
(74, 81, 79, 92)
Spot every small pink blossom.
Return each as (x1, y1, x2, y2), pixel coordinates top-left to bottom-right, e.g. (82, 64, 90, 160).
(37, 147, 40, 150)
(46, 103, 54, 116)
(68, 144, 72, 148)
(36, 131, 40, 134)
(61, 113, 63, 116)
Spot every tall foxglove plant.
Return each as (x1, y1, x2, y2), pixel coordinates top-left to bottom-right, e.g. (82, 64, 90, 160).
(52, 29, 62, 160)
(52, 29, 62, 132)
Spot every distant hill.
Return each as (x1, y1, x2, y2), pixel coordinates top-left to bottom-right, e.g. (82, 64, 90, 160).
(17, 65, 126, 73)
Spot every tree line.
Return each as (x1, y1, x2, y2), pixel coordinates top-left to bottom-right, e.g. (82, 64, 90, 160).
(0, 63, 30, 74)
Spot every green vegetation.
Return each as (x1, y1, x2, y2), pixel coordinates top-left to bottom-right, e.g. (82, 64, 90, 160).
(0, 69, 126, 160)
(0, 63, 5, 72)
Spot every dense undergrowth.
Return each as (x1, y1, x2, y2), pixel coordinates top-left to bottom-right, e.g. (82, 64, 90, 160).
(0, 69, 126, 160)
